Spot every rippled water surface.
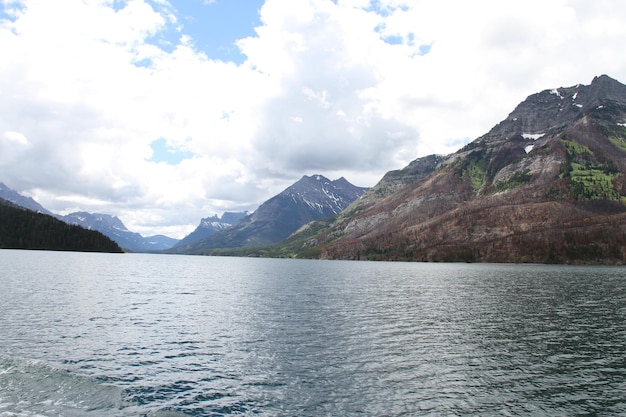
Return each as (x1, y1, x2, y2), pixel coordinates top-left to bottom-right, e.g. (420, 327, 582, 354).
(1, 250, 625, 416)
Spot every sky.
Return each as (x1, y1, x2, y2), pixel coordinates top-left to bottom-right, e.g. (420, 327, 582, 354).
(1, 0, 626, 239)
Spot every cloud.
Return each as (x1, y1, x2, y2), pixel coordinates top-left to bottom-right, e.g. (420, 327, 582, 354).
(240, 1, 419, 179)
(3, 130, 28, 145)
(1, 0, 626, 238)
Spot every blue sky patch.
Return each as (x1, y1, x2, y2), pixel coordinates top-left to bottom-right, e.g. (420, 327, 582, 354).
(167, 0, 264, 64)
(417, 43, 432, 56)
(367, 1, 409, 17)
(149, 138, 194, 165)
(382, 34, 403, 45)
(0, 1, 26, 24)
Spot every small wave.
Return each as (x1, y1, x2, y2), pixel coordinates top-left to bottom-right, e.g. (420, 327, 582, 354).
(0, 355, 123, 417)
(0, 356, 201, 417)
(145, 411, 192, 417)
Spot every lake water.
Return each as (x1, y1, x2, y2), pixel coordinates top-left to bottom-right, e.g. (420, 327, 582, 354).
(1, 250, 625, 416)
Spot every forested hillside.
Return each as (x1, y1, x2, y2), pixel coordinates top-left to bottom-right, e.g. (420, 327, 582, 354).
(0, 199, 123, 253)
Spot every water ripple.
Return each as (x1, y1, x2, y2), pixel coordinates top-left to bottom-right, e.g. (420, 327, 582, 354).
(1, 252, 625, 416)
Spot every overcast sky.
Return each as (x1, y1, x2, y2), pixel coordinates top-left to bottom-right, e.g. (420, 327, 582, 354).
(2, 0, 626, 239)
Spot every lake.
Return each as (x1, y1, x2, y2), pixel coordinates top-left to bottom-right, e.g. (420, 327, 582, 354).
(1, 250, 625, 416)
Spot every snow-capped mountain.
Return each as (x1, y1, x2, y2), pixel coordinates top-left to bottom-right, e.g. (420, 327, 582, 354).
(284, 175, 368, 216)
(63, 211, 127, 231)
(174, 211, 249, 248)
(173, 175, 368, 253)
(62, 211, 178, 252)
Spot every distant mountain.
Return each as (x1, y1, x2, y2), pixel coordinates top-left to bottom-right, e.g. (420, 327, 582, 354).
(0, 183, 179, 251)
(0, 198, 122, 253)
(174, 175, 368, 254)
(61, 212, 178, 252)
(0, 182, 53, 215)
(295, 75, 626, 264)
(144, 234, 180, 250)
(174, 211, 249, 248)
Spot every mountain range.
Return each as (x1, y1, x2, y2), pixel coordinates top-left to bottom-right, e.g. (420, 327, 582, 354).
(0, 197, 122, 253)
(292, 75, 626, 264)
(61, 212, 179, 252)
(1, 175, 366, 254)
(0, 184, 177, 251)
(171, 175, 368, 254)
(3, 75, 626, 263)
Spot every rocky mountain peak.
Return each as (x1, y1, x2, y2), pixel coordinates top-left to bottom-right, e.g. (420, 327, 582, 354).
(199, 211, 248, 228)
(174, 211, 249, 248)
(64, 212, 128, 231)
(589, 74, 626, 102)
(281, 174, 368, 217)
(172, 175, 368, 253)
(286, 174, 365, 209)
(484, 75, 626, 142)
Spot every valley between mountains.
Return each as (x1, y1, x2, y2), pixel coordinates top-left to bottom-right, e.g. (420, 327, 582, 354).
(2, 75, 626, 263)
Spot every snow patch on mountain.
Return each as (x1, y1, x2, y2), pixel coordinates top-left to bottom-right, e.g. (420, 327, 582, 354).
(550, 88, 563, 99)
(522, 133, 544, 140)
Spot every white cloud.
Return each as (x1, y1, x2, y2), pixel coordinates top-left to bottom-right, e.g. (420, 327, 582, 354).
(1, 0, 626, 238)
(3, 130, 28, 145)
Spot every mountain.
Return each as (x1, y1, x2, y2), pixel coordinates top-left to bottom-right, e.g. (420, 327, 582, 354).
(355, 154, 445, 206)
(0, 198, 123, 253)
(297, 75, 626, 264)
(0, 183, 179, 251)
(0, 182, 53, 216)
(174, 175, 368, 254)
(143, 234, 180, 250)
(61, 212, 178, 252)
(174, 211, 249, 248)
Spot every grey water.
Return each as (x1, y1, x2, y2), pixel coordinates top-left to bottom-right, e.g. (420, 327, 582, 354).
(0, 250, 625, 416)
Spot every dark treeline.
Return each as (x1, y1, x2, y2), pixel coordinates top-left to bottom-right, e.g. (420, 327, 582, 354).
(0, 199, 123, 253)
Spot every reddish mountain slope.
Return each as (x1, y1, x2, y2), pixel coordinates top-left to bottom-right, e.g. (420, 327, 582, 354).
(309, 75, 626, 264)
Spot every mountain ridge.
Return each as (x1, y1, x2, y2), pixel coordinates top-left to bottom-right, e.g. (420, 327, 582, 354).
(61, 211, 179, 252)
(0, 182, 54, 216)
(293, 75, 626, 264)
(173, 211, 249, 248)
(0, 197, 123, 253)
(4, 75, 626, 263)
(0, 184, 179, 252)
(172, 175, 368, 254)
